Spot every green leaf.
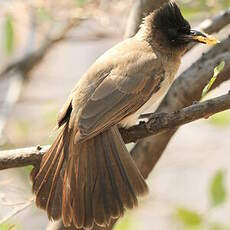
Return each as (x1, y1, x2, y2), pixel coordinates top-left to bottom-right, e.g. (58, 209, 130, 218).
(209, 110, 230, 127)
(4, 14, 14, 55)
(176, 207, 203, 227)
(0, 223, 16, 230)
(202, 61, 225, 98)
(213, 61, 225, 78)
(209, 170, 226, 207)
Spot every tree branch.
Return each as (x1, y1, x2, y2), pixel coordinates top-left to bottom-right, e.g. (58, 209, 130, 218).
(124, 0, 168, 38)
(1, 92, 230, 171)
(120, 92, 230, 143)
(0, 1, 229, 229)
(198, 8, 230, 34)
(0, 145, 48, 170)
(131, 36, 230, 178)
(46, 4, 230, 230)
(0, 17, 85, 79)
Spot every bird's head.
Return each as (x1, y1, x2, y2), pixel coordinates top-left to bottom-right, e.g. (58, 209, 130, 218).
(143, 1, 219, 53)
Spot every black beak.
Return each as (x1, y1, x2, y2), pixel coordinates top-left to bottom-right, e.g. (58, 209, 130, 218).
(182, 29, 219, 45)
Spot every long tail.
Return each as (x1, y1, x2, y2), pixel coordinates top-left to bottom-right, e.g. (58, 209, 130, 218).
(31, 125, 148, 229)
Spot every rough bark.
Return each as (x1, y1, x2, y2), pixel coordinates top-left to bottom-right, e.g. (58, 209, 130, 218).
(132, 36, 230, 178)
(1, 92, 230, 170)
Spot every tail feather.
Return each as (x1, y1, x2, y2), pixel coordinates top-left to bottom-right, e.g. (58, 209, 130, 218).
(82, 142, 94, 229)
(46, 148, 65, 219)
(47, 163, 65, 220)
(62, 153, 74, 225)
(111, 128, 148, 196)
(33, 136, 62, 210)
(94, 136, 114, 226)
(109, 138, 138, 210)
(102, 136, 123, 218)
(102, 130, 133, 211)
(32, 137, 59, 194)
(72, 149, 86, 229)
(32, 125, 148, 229)
(35, 150, 60, 209)
(32, 125, 68, 218)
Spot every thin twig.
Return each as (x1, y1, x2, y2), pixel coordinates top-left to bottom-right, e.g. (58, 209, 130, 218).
(0, 16, 86, 145)
(0, 17, 85, 80)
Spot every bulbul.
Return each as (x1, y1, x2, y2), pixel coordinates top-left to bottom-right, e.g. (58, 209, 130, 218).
(31, 1, 218, 229)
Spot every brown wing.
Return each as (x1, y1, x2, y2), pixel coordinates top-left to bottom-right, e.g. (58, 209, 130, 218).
(77, 66, 164, 141)
(57, 37, 164, 141)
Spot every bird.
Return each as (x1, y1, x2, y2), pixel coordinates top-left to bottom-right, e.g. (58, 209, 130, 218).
(31, 1, 218, 229)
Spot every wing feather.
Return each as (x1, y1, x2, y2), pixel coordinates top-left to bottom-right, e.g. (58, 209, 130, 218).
(78, 68, 164, 141)
(58, 38, 164, 141)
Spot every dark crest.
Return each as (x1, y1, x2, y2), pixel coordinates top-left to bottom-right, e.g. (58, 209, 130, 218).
(154, 1, 191, 46)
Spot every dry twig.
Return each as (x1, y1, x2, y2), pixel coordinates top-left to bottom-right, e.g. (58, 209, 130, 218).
(0, 16, 86, 145)
(1, 92, 230, 171)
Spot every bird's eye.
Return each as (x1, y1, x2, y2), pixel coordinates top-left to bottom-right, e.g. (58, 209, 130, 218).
(179, 25, 190, 34)
(167, 28, 178, 39)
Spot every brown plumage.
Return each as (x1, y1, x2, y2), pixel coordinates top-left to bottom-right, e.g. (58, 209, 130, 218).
(31, 1, 213, 229)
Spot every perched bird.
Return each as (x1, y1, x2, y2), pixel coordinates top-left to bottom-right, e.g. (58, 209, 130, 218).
(31, 1, 218, 229)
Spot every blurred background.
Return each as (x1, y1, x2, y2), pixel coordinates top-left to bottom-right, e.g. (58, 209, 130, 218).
(0, 0, 230, 229)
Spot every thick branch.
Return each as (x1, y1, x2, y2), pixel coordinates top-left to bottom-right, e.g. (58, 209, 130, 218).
(198, 8, 230, 34)
(0, 146, 49, 170)
(120, 93, 230, 143)
(3, 22, 229, 171)
(132, 36, 230, 178)
(1, 92, 230, 170)
(0, 2, 229, 229)
(124, 0, 168, 38)
(45, 4, 230, 230)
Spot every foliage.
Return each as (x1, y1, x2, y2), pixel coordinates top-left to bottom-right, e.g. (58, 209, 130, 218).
(3, 14, 14, 55)
(175, 170, 229, 230)
(202, 61, 225, 98)
(201, 61, 230, 128)
(0, 222, 18, 230)
(209, 170, 227, 207)
(176, 208, 203, 227)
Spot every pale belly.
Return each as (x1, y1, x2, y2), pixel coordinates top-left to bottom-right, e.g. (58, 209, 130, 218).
(119, 76, 173, 128)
